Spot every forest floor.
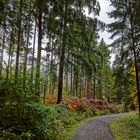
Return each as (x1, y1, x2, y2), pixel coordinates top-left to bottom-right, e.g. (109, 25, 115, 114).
(72, 112, 135, 140)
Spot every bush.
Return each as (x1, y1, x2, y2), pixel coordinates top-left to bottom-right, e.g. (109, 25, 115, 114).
(0, 79, 60, 140)
(0, 78, 126, 140)
(0, 129, 34, 140)
(1, 102, 49, 139)
(107, 103, 124, 114)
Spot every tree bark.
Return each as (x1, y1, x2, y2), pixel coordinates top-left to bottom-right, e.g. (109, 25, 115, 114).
(31, 23, 36, 88)
(129, 3, 140, 117)
(15, 0, 22, 79)
(23, 0, 31, 90)
(87, 79, 92, 99)
(35, 4, 42, 96)
(6, 31, 13, 81)
(0, 26, 5, 76)
(57, 1, 68, 103)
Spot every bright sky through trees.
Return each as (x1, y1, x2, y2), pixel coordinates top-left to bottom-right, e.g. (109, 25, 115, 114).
(98, 0, 114, 45)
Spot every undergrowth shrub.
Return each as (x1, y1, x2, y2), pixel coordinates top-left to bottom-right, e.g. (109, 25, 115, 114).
(0, 79, 67, 140)
(0, 78, 127, 140)
(107, 103, 124, 113)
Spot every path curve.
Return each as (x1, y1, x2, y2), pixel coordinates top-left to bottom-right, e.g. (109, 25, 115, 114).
(72, 112, 134, 140)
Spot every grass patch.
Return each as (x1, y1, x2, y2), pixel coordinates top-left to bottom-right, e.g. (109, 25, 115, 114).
(111, 113, 140, 140)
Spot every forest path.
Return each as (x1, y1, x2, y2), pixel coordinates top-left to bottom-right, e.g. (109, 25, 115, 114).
(72, 112, 134, 140)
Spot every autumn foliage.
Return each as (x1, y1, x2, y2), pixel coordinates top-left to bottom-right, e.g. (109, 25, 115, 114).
(46, 96, 110, 112)
(46, 96, 57, 104)
(66, 98, 82, 110)
(65, 97, 108, 111)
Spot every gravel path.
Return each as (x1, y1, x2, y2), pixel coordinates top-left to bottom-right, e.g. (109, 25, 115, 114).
(72, 112, 134, 140)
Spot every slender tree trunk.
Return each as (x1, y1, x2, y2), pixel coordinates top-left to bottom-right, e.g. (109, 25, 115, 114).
(93, 78, 96, 99)
(87, 79, 92, 99)
(97, 79, 102, 99)
(57, 39, 65, 103)
(65, 54, 69, 93)
(70, 61, 73, 96)
(73, 61, 75, 96)
(57, 1, 68, 103)
(79, 68, 82, 98)
(133, 43, 140, 118)
(0, 26, 5, 76)
(15, 0, 22, 79)
(23, 37, 28, 90)
(50, 36, 54, 95)
(35, 5, 42, 96)
(23, 1, 31, 91)
(66, 71, 68, 93)
(75, 69, 78, 97)
(43, 86, 46, 104)
(133, 47, 140, 117)
(31, 23, 36, 89)
(84, 74, 87, 97)
(6, 31, 13, 81)
(43, 53, 48, 103)
(129, 7, 140, 117)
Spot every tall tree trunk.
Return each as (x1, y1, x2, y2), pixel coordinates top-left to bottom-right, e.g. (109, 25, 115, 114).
(43, 53, 48, 103)
(75, 69, 78, 97)
(79, 68, 82, 98)
(93, 78, 96, 99)
(57, 38, 66, 103)
(84, 74, 87, 97)
(130, 6, 140, 117)
(50, 36, 54, 95)
(57, 1, 68, 103)
(0, 25, 5, 76)
(132, 40, 140, 118)
(98, 78, 102, 99)
(35, 5, 42, 96)
(66, 70, 68, 93)
(70, 61, 73, 96)
(23, 1, 31, 91)
(6, 31, 13, 81)
(15, 0, 22, 79)
(87, 79, 92, 99)
(65, 53, 69, 93)
(73, 60, 76, 96)
(31, 23, 36, 89)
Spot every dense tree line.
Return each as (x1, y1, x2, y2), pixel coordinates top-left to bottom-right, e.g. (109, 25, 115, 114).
(0, 0, 139, 112)
(0, 0, 112, 104)
(108, 0, 140, 116)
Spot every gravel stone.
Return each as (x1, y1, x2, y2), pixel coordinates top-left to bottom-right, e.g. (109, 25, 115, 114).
(72, 112, 134, 140)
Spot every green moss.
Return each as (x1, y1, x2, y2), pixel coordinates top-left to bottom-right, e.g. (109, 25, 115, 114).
(111, 113, 140, 140)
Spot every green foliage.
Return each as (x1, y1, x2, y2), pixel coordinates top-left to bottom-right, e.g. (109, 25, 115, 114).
(93, 108, 107, 116)
(0, 129, 33, 140)
(107, 104, 124, 114)
(0, 76, 126, 140)
(0, 78, 50, 139)
(111, 113, 140, 140)
(80, 108, 93, 118)
(108, 0, 140, 115)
